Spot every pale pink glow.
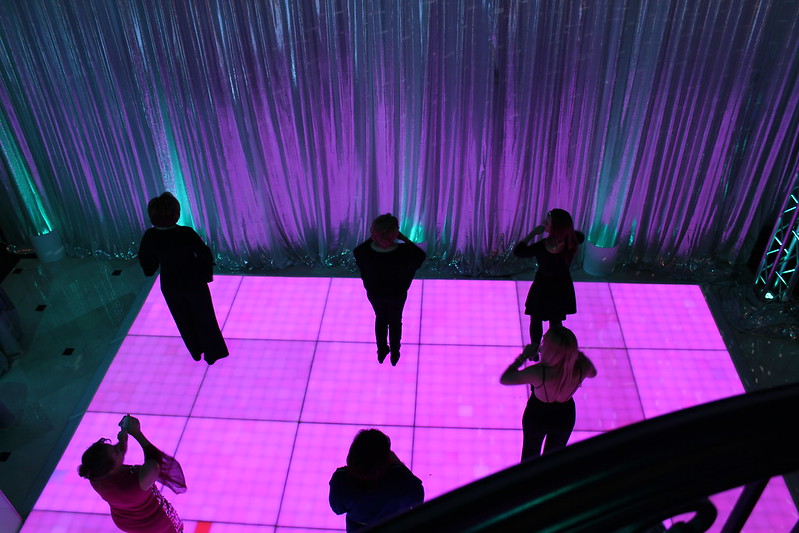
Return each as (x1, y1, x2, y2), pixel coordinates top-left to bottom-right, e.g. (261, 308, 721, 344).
(421, 280, 524, 346)
(127, 275, 243, 337)
(23, 277, 796, 533)
(412, 427, 523, 500)
(630, 349, 746, 419)
(279, 423, 414, 530)
(222, 276, 331, 340)
(568, 282, 626, 348)
(610, 284, 726, 350)
(672, 477, 799, 532)
(88, 336, 207, 416)
(416, 344, 527, 429)
(318, 277, 423, 344)
(34, 412, 187, 514)
(170, 418, 297, 525)
(191, 339, 315, 421)
(575, 348, 645, 431)
(567, 430, 604, 446)
(301, 342, 418, 426)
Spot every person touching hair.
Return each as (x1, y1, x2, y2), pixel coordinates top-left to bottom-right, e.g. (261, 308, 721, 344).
(78, 415, 186, 532)
(501, 326, 596, 460)
(513, 209, 584, 354)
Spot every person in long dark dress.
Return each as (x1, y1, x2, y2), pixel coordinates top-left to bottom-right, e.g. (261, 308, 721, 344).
(513, 209, 584, 352)
(500, 327, 597, 460)
(353, 214, 425, 366)
(138, 192, 229, 364)
(78, 415, 186, 532)
(329, 429, 424, 532)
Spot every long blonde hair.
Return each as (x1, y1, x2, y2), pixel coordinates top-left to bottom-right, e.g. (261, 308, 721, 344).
(539, 326, 585, 399)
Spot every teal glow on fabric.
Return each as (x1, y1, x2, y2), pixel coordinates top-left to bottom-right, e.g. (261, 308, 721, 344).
(0, 1, 797, 273)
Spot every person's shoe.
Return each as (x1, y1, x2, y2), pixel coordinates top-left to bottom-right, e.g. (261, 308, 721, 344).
(390, 350, 401, 366)
(191, 352, 202, 362)
(377, 346, 390, 364)
(205, 352, 229, 365)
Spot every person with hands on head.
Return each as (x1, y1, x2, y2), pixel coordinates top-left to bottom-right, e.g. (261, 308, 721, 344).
(513, 208, 584, 356)
(78, 415, 186, 533)
(500, 326, 597, 461)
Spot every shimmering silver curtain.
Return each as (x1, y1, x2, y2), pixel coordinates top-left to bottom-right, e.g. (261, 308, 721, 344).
(1, 0, 797, 274)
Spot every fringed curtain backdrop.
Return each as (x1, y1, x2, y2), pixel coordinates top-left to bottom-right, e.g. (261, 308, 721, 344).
(1, 0, 798, 274)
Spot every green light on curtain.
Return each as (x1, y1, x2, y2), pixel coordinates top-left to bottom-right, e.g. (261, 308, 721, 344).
(406, 223, 426, 242)
(154, 84, 197, 231)
(0, 108, 53, 235)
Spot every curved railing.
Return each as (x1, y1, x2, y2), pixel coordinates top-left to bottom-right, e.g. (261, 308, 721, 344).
(371, 383, 799, 532)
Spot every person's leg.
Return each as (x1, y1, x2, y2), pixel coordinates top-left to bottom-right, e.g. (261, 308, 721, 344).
(521, 395, 546, 461)
(367, 294, 390, 362)
(189, 284, 229, 365)
(162, 286, 203, 361)
(542, 398, 576, 454)
(386, 294, 408, 365)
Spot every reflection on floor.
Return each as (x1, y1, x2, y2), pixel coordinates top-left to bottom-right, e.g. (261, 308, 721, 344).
(13, 273, 797, 532)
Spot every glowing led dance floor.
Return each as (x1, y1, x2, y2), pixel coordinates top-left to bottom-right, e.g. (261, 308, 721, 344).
(23, 277, 798, 532)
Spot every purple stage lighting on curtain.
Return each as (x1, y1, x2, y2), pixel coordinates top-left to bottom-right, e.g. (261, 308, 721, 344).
(1, 1, 798, 273)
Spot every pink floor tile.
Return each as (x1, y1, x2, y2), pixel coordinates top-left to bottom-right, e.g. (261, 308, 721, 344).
(611, 284, 726, 350)
(576, 348, 644, 431)
(222, 277, 331, 340)
(25, 276, 792, 533)
(191, 339, 315, 421)
(88, 336, 207, 416)
(416, 344, 528, 429)
(318, 277, 422, 345)
(34, 412, 187, 514)
(171, 418, 297, 525)
(279, 423, 414, 530)
(421, 280, 524, 346)
(629, 349, 745, 419)
(21, 510, 119, 532)
(671, 476, 799, 533)
(128, 275, 242, 337)
(301, 342, 418, 426)
(569, 282, 626, 348)
(412, 427, 522, 500)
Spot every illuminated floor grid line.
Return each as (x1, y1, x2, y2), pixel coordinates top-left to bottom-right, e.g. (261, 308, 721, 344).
(22, 277, 798, 532)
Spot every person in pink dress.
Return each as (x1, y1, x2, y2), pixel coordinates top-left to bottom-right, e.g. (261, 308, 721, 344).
(78, 415, 185, 532)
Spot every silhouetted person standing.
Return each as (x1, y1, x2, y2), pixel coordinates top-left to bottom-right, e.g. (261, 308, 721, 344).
(500, 327, 597, 460)
(513, 209, 584, 352)
(354, 214, 425, 366)
(138, 192, 229, 364)
(329, 429, 424, 531)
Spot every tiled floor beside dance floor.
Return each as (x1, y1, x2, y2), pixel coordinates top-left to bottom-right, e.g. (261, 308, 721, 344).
(21, 277, 798, 532)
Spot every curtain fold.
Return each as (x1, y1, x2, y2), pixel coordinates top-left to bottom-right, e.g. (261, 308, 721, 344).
(1, 0, 797, 274)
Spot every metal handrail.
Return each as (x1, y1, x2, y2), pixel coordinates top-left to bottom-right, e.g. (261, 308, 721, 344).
(370, 383, 799, 532)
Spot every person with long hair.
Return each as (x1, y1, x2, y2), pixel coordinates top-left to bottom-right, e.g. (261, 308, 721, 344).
(513, 208, 584, 352)
(354, 214, 426, 366)
(138, 192, 229, 364)
(78, 415, 186, 532)
(329, 429, 424, 531)
(500, 326, 597, 460)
